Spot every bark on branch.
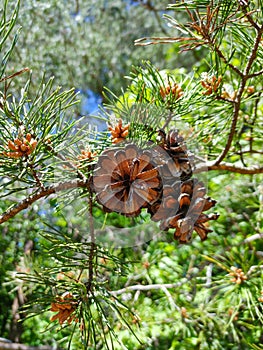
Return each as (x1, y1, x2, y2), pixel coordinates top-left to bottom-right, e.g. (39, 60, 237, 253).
(213, 24, 263, 166)
(110, 280, 187, 296)
(243, 233, 263, 244)
(195, 162, 263, 174)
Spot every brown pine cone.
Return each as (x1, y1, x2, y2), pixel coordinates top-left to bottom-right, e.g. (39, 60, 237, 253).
(159, 179, 218, 243)
(154, 129, 192, 183)
(93, 143, 162, 217)
(148, 181, 181, 222)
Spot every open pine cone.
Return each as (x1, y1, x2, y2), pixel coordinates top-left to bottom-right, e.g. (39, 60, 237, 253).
(148, 130, 218, 243)
(153, 129, 192, 183)
(148, 181, 181, 221)
(93, 143, 162, 217)
(159, 178, 219, 243)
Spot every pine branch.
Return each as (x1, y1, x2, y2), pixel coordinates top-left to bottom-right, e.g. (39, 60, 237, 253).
(243, 233, 263, 244)
(213, 44, 243, 77)
(27, 161, 44, 190)
(239, 5, 260, 31)
(247, 264, 263, 276)
(247, 69, 263, 78)
(109, 266, 208, 295)
(244, 25, 263, 76)
(160, 285, 181, 311)
(212, 23, 263, 166)
(0, 179, 89, 224)
(249, 92, 261, 152)
(195, 162, 263, 174)
(0, 67, 29, 83)
(110, 281, 187, 295)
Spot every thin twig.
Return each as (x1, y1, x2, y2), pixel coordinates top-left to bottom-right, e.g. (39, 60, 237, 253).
(0, 343, 58, 350)
(247, 69, 263, 78)
(27, 161, 44, 190)
(214, 44, 243, 75)
(244, 25, 263, 76)
(110, 280, 188, 296)
(0, 68, 30, 83)
(235, 150, 263, 155)
(160, 285, 181, 311)
(205, 263, 213, 288)
(239, 4, 260, 31)
(247, 265, 263, 276)
(249, 92, 261, 152)
(195, 162, 263, 174)
(243, 233, 263, 244)
(134, 36, 195, 46)
(162, 109, 174, 129)
(212, 24, 263, 166)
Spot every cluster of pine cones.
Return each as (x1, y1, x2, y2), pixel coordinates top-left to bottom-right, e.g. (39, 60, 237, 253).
(92, 126, 219, 243)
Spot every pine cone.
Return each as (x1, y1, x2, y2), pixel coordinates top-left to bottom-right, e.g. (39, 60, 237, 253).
(159, 178, 219, 243)
(154, 129, 192, 183)
(148, 181, 181, 221)
(93, 143, 162, 217)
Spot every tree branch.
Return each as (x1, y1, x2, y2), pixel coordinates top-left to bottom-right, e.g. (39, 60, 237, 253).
(243, 233, 263, 244)
(213, 44, 243, 78)
(247, 69, 263, 78)
(195, 162, 263, 174)
(244, 25, 263, 76)
(240, 5, 260, 31)
(212, 24, 263, 166)
(0, 68, 30, 83)
(110, 280, 188, 296)
(0, 180, 88, 224)
(249, 92, 261, 152)
(160, 285, 181, 311)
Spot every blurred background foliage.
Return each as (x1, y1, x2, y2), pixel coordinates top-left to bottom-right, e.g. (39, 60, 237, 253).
(0, 0, 263, 349)
(5, 0, 206, 108)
